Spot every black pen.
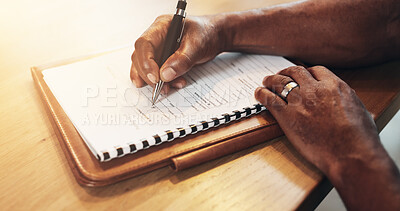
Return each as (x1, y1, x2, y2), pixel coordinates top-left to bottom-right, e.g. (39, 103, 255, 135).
(151, 0, 187, 106)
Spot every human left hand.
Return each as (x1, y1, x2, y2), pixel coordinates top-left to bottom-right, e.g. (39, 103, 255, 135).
(254, 66, 382, 175)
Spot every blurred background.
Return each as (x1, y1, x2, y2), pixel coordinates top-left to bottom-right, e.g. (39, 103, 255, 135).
(1, 0, 399, 210)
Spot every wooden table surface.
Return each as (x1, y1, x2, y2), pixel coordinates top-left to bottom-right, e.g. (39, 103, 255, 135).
(0, 0, 398, 210)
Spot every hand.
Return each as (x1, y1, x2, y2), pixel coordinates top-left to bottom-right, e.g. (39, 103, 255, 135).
(254, 66, 382, 175)
(130, 15, 225, 92)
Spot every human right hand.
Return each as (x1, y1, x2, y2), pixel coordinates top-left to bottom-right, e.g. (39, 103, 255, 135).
(130, 15, 225, 92)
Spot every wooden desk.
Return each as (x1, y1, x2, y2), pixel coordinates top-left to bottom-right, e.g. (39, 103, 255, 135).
(0, 0, 399, 210)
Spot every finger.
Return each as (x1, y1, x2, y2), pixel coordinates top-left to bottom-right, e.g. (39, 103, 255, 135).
(262, 74, 294, 95)
(159, 43, 200, 82)
(161, 83, 170, 94)
(278, 66, 316, 85)
(132, 49, 156, 87)
(134, 38, 161, 85)
(254, 87, 287, 113)
(307, 65, 339, 81)
(170, 76, 187, 89)
(143, 15, 171, 51)
(130, 52, 146, 88)
(263, 74, 301, 103)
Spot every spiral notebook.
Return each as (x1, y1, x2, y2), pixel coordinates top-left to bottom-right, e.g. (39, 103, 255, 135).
(42, 46, 294, 162)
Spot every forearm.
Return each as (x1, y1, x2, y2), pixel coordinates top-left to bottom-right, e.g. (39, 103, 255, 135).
(326, 139, 400, 210)
(214, 0, 400, 68)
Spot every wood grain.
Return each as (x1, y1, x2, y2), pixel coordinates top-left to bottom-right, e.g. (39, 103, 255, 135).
(0, 0, 398, 210)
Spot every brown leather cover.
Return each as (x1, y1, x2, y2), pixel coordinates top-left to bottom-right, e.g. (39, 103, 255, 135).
(171, 123, 282, 171)
(31, 52, 400, 187)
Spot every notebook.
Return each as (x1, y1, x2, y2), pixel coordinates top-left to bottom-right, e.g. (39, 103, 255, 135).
(42, 46, 294, 162)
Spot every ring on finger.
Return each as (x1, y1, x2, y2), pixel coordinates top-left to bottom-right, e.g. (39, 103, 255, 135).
(280, 81, 299, 99)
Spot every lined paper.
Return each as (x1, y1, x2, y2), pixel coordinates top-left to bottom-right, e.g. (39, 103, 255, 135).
(43, 46, 294, 161)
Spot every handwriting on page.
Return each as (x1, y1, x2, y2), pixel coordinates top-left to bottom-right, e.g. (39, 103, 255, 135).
(43, 47, 294, 159)
(115, 53, 288, 126)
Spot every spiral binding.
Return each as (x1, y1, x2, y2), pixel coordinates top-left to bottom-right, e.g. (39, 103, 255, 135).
(98, 103, 266, 161)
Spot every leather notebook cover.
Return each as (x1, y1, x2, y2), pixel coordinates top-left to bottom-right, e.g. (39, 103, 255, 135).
(31, 52, 400, 187)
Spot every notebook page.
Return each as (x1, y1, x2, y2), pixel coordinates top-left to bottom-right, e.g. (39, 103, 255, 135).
(43, 46, 294, 161)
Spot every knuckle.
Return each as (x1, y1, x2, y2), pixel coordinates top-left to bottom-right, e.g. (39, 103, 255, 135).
(131, 51, 136, 62)
(263, 75, 272, 85)
(278, 76, 289, 85)
(328, 76, 344, 88)
(135, 37, 145, 50)
(336, 78, 346, 86)
(313, 65, 328, 71)
(314, 82, 331, 95)
(309, 65, 331, 75)
(134, 37, 147, 49)
(326, 82, 341, 94)
(155, 14, 170, 22)
(291, 66, 306, 76)
(154, 16, 162, 22)
(337, 79, 351, 91)
(292, 65, 306, 71)
(290, 65, 305, 72)
(277, 77, 290, 91)
(308, 65, 327, 74)
(280, 65, 305, 76)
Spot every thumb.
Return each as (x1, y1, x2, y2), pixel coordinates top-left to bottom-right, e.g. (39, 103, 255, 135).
(159, 45, 198, 82)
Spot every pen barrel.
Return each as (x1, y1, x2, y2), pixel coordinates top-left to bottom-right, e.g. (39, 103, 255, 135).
(157, 14, 184, 67)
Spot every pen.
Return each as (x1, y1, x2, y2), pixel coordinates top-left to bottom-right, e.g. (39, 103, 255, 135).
(151, 0, 187, 106)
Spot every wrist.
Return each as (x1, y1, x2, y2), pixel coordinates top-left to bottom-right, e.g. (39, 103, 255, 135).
(324, 141, 396, 187)
(209, 13, 236, 52)
(209, 9, 277, 53)
(326, 146, 400, 210)
(210, 11, 256, 52)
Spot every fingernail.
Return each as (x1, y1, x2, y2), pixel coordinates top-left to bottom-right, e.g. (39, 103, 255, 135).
(161, 67, 176, 82)
(174, 80, 187, 89)
(147, 73, 157, 84)
(175, 82, 184, 89)
(161, 86, 169, 94)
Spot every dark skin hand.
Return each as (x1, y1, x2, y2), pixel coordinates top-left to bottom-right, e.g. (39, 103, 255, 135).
(131, 0, 400, 210)
(255, 66, 400, 210)
(132, 0, 400, 90)
(131, 15, 224, 92)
